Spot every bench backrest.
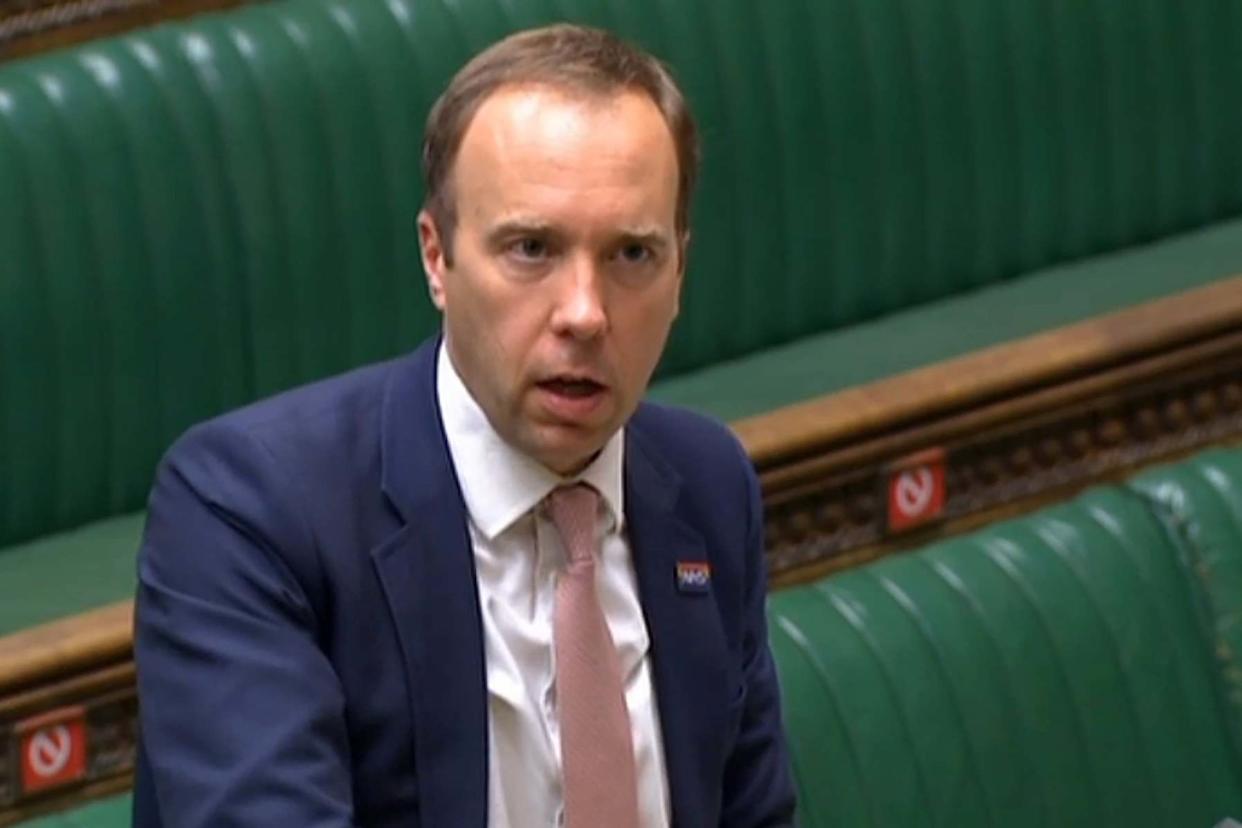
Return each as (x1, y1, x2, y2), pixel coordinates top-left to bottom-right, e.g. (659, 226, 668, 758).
(4, 0, 1242, 545)
(1131, 448, 1242, 763)
(770, 448, 1242, 826)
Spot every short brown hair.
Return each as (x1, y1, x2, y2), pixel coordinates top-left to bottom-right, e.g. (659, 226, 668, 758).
(421, 23, 699, 263)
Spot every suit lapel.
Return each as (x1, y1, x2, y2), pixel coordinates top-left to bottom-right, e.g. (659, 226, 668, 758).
(371, 340, 488, 828)
(626, 429, 736, 824)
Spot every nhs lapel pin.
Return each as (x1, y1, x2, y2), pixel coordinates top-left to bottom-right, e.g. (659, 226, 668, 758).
(675, 561, 711, 595)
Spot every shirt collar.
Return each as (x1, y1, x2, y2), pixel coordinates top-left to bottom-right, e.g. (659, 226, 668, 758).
(436, 340, 625, 541)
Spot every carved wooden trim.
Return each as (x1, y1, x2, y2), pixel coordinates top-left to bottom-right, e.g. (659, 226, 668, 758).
(0, 0, 250, 60)
(0, 603, 134, 820)
(0, 666, 135, 823)
(0, 602, 131, 698)
(2, 276, 1241, 819)
(736, 276, 1242, 585)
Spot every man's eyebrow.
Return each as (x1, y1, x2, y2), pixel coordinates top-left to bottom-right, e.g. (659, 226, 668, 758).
(483, 221, 672, 250)
(486, 219, 559, 241)
(616, 229, 672, 250)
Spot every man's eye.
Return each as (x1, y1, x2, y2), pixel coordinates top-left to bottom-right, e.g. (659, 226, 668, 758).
(509, 237, 548, 260)
(616, 243, 652, 264)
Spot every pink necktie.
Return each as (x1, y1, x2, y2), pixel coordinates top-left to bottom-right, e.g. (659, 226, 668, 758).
(547, 484, 640, 828)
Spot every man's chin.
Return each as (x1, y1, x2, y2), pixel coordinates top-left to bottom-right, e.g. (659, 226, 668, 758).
(521, 426, 615, 477)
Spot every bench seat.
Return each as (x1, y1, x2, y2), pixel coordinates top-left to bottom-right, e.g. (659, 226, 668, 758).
(19, 449, 1242, 827)
(771, 446, 1242, 826)
(0, 514, 144, 638)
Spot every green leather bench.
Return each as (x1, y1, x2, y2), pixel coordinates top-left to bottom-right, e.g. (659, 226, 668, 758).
(5, 0, 1242, 637)
(773, 445, 1242, 826)
(17, 446, 1242, 826)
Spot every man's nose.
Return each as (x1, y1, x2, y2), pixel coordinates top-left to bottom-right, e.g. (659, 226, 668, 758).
(551, 257, 608, 340)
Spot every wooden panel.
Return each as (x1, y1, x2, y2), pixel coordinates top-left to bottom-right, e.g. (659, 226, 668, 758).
(0, 604, 134, 820)
(0, 602, 131, 697)
(737, 276, 1242, 468)
(736, 275, 1242, 584)
(0, 0, 251, 61)
(0, 668, 135, 821)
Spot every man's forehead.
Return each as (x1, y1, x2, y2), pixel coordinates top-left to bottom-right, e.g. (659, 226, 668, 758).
(452, 83, 679, 223)
(478, 84, 603, 136)
(472, 81, 640, 123)
(460, 83, 670, 158)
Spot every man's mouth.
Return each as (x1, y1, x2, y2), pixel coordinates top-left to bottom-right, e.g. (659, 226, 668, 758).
(538, 376, 606, 398)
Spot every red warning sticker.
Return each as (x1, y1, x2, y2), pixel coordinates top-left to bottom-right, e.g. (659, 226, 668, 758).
(887, 449, 947, 533)
(18, 707, 87, 794)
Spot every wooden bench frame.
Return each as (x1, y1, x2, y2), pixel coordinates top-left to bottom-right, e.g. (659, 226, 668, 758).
(0, 0, 248, 62)
(744, 275, 1242, 586)
(3, 275, 1241, 821)
(0, 604, 133, 825)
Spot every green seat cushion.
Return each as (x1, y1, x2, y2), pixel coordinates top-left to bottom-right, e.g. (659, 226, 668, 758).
(651, 217, 1242, 420)
(1129, 447, 1242, 765)
(16, 794, 131, 827)
(0, 512, 143, 637)
(769, 482, 1242, 827)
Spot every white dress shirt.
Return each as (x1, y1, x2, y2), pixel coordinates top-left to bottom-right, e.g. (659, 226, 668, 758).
(436, 343, 671, 828)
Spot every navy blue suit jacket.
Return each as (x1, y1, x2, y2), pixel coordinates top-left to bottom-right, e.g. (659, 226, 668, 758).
(132, 338, 795, 827)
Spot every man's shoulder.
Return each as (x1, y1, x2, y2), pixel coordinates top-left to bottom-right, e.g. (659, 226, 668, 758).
(224, 358, 399, 434)
(166, 353, 412, 473)
(629, 400, 750, 481)
(630, 399, 734, 442)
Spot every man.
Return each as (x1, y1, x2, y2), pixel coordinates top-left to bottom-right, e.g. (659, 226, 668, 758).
(133, 23, 794, 828)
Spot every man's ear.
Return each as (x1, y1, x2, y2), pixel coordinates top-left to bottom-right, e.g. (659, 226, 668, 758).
(417, 209, 448, 311)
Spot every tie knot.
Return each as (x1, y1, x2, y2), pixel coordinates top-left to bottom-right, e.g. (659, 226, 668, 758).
(547, 483, 600, 565)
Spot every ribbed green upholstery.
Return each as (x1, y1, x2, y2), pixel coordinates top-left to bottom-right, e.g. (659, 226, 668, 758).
(0, 1, 432, 550)
(1130, 448, 1242, 766)
(770, 482, 1242, 826)
(5, 0, 1242, 553)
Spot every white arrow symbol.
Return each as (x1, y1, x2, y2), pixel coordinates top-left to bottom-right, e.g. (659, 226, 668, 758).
(895, 467, 935, 518)
(28, 726, 72, 778)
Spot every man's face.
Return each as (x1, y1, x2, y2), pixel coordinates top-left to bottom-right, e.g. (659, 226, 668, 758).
(419, 84, 685, 475)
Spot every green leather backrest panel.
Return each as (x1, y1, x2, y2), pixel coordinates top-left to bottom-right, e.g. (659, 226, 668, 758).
(1130, 448, 1242, 767)
(770, 487, 1242, 827)
(0, 1, 438, 547)
(0, 37, 256, 548)
(5, 0, 1242, 545)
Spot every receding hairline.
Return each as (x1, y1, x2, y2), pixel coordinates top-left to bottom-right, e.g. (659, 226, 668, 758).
(449, 84, 682, 238)
(458, 80, 680, 159)
(420, 23, 700, 262)
(437, 78, 681, 196)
